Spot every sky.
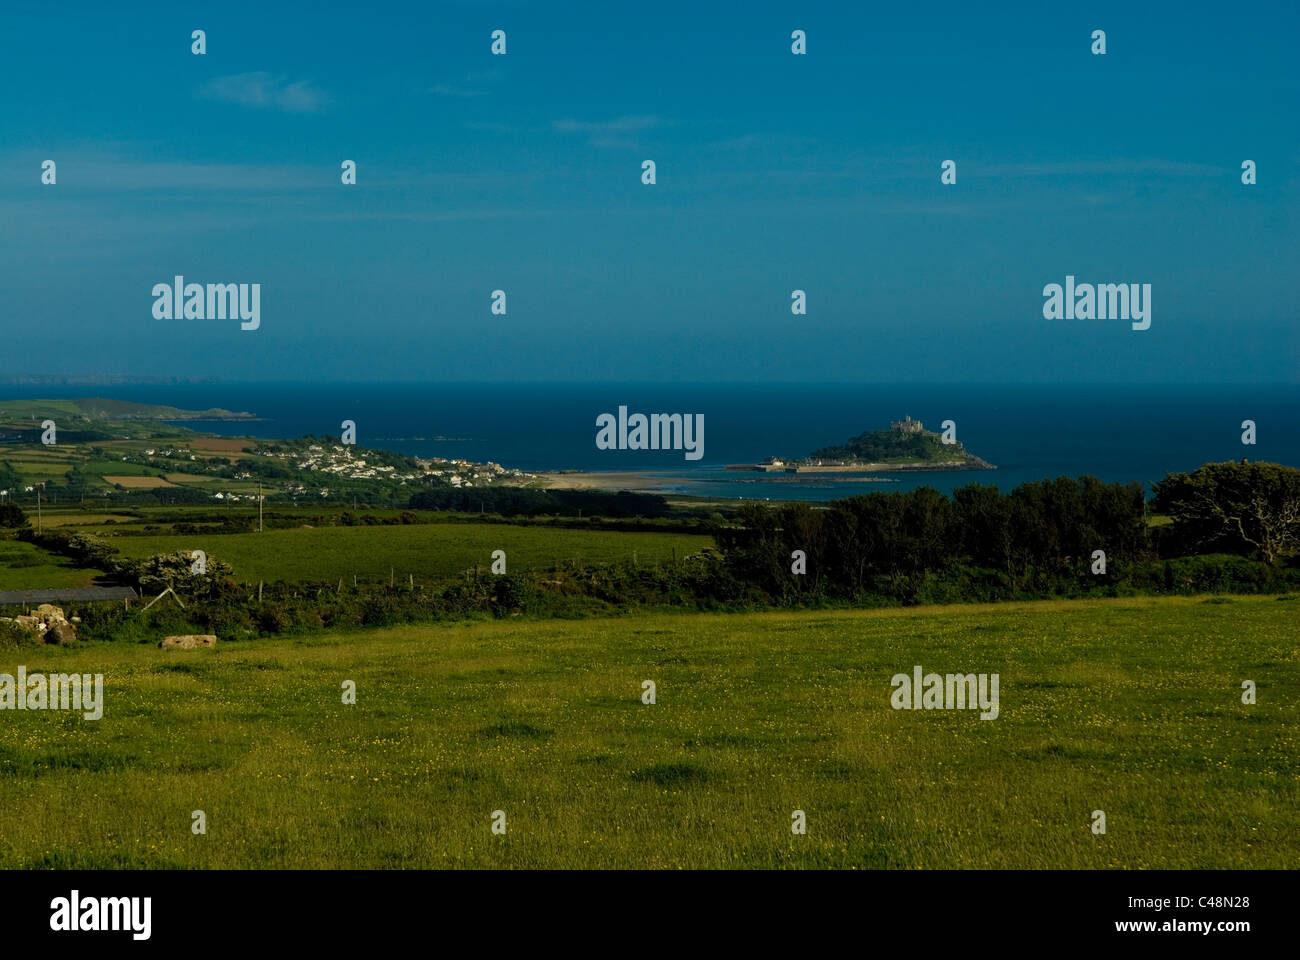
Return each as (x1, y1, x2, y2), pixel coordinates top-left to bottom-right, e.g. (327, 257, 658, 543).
(0, 0, 1296, 383)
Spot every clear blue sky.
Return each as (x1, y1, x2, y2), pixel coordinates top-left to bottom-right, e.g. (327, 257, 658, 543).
(1, 0, 1295, 382)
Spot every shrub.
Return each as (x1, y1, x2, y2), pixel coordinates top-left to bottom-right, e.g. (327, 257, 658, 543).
(0, 504, 28, 528)
(202, 605, 256, 640)
(113, 551, 236, 600)
(0, 619, 39, 650)
(256, 604, 300, 634)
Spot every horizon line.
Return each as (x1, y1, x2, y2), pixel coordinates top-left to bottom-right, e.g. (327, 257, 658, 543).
(0, 379, 1295, 388)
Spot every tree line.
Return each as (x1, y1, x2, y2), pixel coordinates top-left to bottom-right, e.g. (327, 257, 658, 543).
(716, 461, 1300, 603)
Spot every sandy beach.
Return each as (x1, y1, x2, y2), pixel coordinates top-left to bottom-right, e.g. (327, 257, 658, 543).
(535, 471, 684, 491)
(534, 470, 903, 493)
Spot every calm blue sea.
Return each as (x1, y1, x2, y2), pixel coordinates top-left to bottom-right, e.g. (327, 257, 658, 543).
(6, 383, 1295, 501)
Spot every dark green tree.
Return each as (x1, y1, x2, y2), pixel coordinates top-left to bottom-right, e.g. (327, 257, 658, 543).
(1154, 461, 1300, 565)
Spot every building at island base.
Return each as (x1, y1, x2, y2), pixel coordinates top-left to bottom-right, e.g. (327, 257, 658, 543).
(746, 416, 982, 473)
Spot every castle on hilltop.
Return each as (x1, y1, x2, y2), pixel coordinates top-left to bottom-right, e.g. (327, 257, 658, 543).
(891, 415, 923, 434)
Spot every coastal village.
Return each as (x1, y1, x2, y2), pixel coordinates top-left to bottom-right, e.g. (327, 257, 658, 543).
(270, 442, 531, 496)
(0, 398, 546, 507)
(188, 442, 534, 501)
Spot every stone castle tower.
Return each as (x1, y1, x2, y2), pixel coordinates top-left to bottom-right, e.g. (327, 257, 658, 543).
(891, 415, 923, 434)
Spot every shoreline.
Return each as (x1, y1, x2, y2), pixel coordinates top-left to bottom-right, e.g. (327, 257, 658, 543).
(725, 459, 996, 473)
(534, 470, 908, 491)
(535, 470, 686, 491)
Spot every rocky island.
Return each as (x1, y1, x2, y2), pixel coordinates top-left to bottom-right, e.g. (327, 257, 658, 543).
(731, 416, 996, 473)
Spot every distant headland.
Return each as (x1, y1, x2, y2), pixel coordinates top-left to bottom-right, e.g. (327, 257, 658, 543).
(0, 398, 258, 422)
(729, 416, 996, 473)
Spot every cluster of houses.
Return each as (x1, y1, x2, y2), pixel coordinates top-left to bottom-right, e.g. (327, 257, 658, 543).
(413, 455, 529, 488)
(281, 444, 404, 481)
(138, 447, 200, 460)
(84, 439, 536, 502)
(253, 443, 533, 491)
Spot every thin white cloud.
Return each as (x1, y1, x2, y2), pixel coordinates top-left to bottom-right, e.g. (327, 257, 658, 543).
(552, 114, 660, 149)
(430, 83, 486, 97)
(979, 159, 1221, 178)
(702, 134, 763, 152)
(430, 70, 501, 97)
(553, 115, 658, 135)
(200, 72, 327, 113)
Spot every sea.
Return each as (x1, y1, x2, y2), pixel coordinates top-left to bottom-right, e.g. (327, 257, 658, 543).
(4, 383, 1295, 502)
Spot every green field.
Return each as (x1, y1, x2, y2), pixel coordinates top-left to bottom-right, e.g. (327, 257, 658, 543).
(103, 523, 714, 583)
(0, 537, 102, 590)
(7, 461, 69, 482)
(80, 461, 163, 477)
(21, 513, 137, 529)
(0, 595, 1294, 868)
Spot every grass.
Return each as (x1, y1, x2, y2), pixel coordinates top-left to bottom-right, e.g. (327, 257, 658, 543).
(7, 461, 69, 483)
(1, 433, 296, 496)
(0, 594, 1294, 869)
(102, 523, 715, 583)
(0, 536, 102, 589)
(103, 476, 176, 489)
(81, 461, 160, 477)
(22, 513, 137, 528)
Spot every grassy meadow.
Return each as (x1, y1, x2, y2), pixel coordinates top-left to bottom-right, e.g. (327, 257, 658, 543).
(0, 595, 1295, 869)
(100, 522, 714, 583)
(0, 538, 102, 590)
